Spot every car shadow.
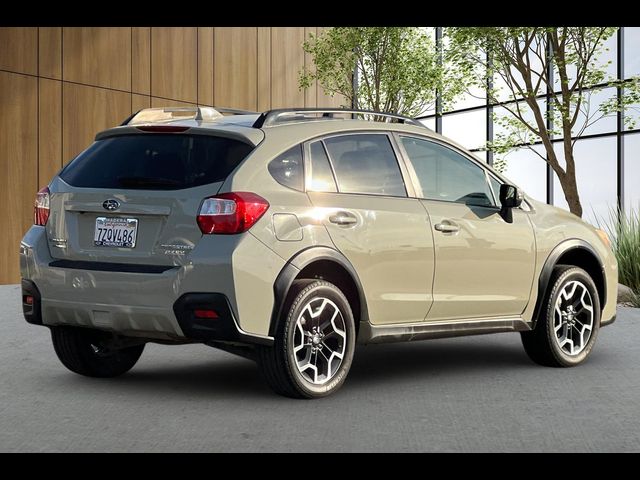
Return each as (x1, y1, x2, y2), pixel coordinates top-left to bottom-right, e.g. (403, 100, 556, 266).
(78, 336, 533, 399)
(109, 355, 274, 399)
(347, 338, 533, 387)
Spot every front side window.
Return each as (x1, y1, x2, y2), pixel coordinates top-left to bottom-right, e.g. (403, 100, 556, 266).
(400, 136, 495, 207)
(488, 175, 503, 205)
(268, 145, 304, 191)
(323, 134, 406, 197)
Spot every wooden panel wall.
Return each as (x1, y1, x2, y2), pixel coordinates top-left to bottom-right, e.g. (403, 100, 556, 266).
(0, 27, 346, 284)
(0, 72, 37, 284)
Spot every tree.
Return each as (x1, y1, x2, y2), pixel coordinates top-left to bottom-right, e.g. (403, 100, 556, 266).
(300, 27, 467, 118)
(448, 27, 640, 218)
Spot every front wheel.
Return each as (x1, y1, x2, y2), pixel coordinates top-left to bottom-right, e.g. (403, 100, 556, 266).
(51, 326, 145, 378)
(521, 265, 600, 367)
(258, 280, 356, 398)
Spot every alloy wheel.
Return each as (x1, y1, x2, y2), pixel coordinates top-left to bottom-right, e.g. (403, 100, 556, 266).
(293, 297, 347, 385)
(553, 280, 595, 356)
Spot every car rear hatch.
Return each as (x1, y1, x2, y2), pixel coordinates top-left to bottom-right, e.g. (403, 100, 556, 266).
(46, 124, 263, 267)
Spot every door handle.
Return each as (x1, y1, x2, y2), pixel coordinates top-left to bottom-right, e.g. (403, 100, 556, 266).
(329, 212, 358, 226)
(434, 222, 460, 233)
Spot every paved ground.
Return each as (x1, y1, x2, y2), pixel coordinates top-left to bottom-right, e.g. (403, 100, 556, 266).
(1, 284, 639, 452)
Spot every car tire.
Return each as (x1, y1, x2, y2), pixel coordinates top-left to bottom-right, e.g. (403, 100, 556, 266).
(257, 279, 356, 398)
(521, 265, 601, 368)
(51, 326, 145, 378)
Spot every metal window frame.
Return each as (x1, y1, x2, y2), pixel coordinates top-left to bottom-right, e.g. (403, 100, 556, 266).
(413, 26, 631, 213)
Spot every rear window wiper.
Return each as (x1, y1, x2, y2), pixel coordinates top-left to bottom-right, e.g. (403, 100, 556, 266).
(117, 176, 183, 188)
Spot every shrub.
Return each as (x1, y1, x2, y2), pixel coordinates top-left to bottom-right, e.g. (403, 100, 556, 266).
(602, 208, 640, 307)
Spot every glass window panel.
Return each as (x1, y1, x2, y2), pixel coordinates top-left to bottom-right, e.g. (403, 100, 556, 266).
(441, 109, 486, 150)
(488, 175, 502, 204)
(418, 106, 436, 117)
(624, 133, 640, 213)
(324, 134, 406, 197)
(499, 145, 547, 203)
(595, 32, 617, 80)
(449, 85, 486, 111)
(472, 150, 488, 164)
(552, 137, 617, 226)
(419, 116, 436, 131)
(553, 32, 617, 88)
(493, 99, 546, 141)
(625, 27, 640, 78)
(308, 141, 337, 192)
(400, 136, 495, 207)
(624, 98, 640, 131)
(268, 145, 304, 191)
(567, 87, 617, 137)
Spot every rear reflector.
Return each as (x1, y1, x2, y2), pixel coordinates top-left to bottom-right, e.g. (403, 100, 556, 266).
(24, 295, 34, 306)
(34, 186, 50, 226)
(136, 125, 190, 133)
(197, 192, 269, 234)
(194, 309, 219, 319)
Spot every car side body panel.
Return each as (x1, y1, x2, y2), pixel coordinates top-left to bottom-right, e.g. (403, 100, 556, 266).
(423, 201, 536, 320)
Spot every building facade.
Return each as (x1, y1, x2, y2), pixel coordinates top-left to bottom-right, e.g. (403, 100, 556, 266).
(419, 27, 640, 229)
(0, 27, 344, 284)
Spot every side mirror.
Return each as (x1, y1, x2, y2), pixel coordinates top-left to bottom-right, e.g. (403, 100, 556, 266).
(499, 184, 523, 223)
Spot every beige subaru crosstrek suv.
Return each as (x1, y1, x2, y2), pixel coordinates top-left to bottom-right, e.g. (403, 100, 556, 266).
(19, 107, 617, 398)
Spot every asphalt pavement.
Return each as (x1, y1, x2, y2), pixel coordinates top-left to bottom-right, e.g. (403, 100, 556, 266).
(1, 283, 639, 452)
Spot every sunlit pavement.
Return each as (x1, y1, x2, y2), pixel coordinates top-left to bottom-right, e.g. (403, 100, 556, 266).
(1, 283, 638, 452)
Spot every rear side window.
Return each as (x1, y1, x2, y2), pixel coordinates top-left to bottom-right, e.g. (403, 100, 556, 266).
(60, 134, 254, 190)
(308, 141, 337, 192)
(323, 134, 406, 197)
(268, 145, 304, 191)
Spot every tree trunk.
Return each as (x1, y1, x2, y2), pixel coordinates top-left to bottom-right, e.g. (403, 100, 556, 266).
(557, 170, 583, 218)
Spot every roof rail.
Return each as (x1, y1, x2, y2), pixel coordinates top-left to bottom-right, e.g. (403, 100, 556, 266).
(121, 106, 259, 126)
(215, 107, 259, 116)
(252, 108, 425, 128)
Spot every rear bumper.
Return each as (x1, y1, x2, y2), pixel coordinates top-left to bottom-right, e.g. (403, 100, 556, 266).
(19, 226, 281, 343)
(173, 293, 272, 345)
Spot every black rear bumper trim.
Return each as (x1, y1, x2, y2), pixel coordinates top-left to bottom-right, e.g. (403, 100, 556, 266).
(49, 259, 175, 274)
(22, 279, 43, 325)
(173, 293, 273, 346)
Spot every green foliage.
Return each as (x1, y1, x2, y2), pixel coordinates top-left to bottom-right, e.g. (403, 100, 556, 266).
(448, 27, 640, 217)
(300, 27, 468, 117)
(600, 208, 640, 307)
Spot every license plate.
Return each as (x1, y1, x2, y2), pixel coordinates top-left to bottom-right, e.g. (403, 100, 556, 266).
(94, 217, 138, 248)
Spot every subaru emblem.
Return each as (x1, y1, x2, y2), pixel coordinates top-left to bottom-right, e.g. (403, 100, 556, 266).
(103, 199, 120, 211)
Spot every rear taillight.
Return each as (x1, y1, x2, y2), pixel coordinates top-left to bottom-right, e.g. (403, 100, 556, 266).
(197, 192, 269, 234)
(34, 187, 50, 226)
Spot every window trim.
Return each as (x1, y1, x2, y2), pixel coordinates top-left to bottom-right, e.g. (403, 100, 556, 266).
(302, 131, 413, 199)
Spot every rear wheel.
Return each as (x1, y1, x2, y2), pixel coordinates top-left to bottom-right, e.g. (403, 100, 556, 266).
(51, 326, 145, 378)
(521, 265, 600, 367)
(257, 280, 356, 398)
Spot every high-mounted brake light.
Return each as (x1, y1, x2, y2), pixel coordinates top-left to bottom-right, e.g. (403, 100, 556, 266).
(197, 192, 269, 234)
(135, 125, 190, 133)
(34, 187, 50, 226)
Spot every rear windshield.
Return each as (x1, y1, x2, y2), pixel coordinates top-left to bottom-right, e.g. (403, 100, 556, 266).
(60, 134, 254, 190)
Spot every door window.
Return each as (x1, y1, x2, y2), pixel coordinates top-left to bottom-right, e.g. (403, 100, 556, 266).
(323, 134, 406, 197)
(308, 141, 337, 192)
(400, 136, 495, 207)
